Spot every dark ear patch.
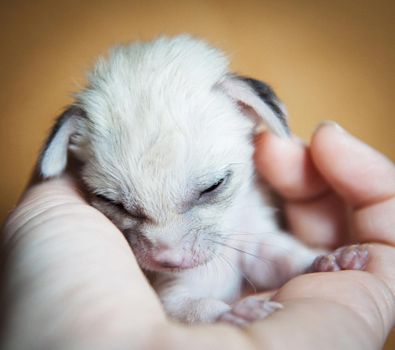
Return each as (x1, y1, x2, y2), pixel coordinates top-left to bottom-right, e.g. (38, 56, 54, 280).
(39, 105, 86, 178)
(219, 75, 290, 137)
(236, 76, 288, 131)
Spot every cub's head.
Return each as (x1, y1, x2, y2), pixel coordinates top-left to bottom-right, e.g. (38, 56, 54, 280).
(40, 35, 289, 272)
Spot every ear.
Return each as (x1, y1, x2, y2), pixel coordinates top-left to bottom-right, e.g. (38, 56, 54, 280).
(39, 106, 86, 178)
(219, 75, 290, 138)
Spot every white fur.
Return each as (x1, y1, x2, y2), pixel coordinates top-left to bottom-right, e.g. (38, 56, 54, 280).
(41, 116, 76, 177)
(40, 35, 319, 324)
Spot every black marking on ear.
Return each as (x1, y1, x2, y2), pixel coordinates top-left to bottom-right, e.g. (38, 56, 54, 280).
(236, 76, 289, 132)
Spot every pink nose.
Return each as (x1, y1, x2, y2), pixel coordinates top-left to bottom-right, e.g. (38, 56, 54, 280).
(152, 248, 184, 269)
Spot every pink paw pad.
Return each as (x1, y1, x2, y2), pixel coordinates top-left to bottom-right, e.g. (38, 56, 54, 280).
(311, 244, 369, 272)
(218, 297, 283, 327)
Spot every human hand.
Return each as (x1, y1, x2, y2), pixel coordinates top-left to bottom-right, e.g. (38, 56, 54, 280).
(1, 122, 394, 349)
(254, 121, 395, 346)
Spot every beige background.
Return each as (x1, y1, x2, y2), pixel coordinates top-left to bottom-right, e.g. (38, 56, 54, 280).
(1, 0, 394, 347)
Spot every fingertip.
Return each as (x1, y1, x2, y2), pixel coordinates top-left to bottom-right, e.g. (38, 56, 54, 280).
(313, 120, 346, 135)
(311, 121, 395, 208)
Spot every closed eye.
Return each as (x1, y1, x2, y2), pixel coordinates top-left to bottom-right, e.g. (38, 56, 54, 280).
(201, 178, 225, 195)
(95, 194, 129, 214)
(94, 194, 149, 221)
(199, 172, 231, 198)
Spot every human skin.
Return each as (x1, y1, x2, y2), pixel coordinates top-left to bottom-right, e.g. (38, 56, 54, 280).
(1, 122, 394, 350)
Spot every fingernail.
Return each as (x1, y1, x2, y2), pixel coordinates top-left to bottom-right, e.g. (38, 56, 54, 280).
(315, 120, 346, 134)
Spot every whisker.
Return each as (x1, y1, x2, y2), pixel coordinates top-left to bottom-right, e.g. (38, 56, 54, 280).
(212, 249, 221, 280)
(216, 252, 238, 277)
(222, 228, 280, 236)
(210, 230, 291, 250)
(223, 237, 293, 253)
(206, 239, 273, 267)
(218, 252, 257, 294)
(231, 205, 280, 212)
(208, 230, 293, 256)
(228, 162, 246, 167)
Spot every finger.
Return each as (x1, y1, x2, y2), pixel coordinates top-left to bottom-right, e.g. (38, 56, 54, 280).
(254, 132, 328, 200)
(353, 197, 395, 245)
(311, 122, 395, 209)
(254, 132, 347, 247)
(285, 192, 349, 248)
(311, 123, 395, 245)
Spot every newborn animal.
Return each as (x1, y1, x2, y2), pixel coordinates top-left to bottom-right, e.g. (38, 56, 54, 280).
(39, 35, 368, 325)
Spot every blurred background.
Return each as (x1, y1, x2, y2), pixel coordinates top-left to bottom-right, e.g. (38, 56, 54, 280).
(0, 0, 394, 346)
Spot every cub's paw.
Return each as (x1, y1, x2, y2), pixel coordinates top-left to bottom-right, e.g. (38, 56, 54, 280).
(311, 244, 369, 272)
(217, 296, 283, 327)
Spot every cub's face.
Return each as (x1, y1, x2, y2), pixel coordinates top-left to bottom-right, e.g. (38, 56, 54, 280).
(79, 88, 255, 272)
